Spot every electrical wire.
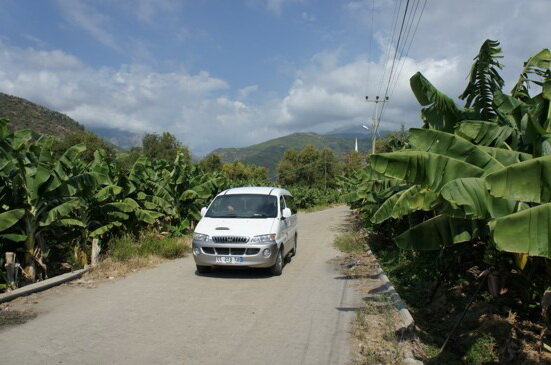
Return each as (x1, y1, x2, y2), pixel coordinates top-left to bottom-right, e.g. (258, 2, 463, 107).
(389, 0, 428, 100)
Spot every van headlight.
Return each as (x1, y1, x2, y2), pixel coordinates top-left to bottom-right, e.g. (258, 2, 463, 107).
(193, 233, 210, 242)
(250, 234, 276, 243)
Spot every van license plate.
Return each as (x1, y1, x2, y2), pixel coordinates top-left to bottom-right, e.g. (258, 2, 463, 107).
(215, 256, 244, 264)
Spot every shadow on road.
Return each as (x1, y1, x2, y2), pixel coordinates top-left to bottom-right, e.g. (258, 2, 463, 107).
(193, 267, 275, 280)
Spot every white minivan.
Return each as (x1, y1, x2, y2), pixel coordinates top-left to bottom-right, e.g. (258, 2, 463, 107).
(192, 187, 297, 275)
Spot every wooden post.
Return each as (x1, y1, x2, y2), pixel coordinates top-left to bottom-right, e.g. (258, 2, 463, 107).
(4, 252, 16, 290)
(91, 239, 101, 267)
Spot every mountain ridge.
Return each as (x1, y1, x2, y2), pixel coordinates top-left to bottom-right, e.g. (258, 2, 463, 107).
(210, 132, 376, 175)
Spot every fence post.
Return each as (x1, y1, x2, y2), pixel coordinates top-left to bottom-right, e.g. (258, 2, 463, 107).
(4, 252, 16, 290)
(91, 239, 101, 267)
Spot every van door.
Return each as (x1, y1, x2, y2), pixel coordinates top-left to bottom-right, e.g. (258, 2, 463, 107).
(278, 195, 291, 255)
(283, 195, 297, 249)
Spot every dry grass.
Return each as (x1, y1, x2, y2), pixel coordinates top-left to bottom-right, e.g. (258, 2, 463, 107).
(81, 234, 191, 284)
(0, 307, 37, 329)
(333, 229, 422, 364)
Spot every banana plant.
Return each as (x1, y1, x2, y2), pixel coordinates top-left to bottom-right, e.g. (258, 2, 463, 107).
(0, 124, 88, 281)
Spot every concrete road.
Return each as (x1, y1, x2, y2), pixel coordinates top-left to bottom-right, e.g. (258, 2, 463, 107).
(1, 206, 359, 365)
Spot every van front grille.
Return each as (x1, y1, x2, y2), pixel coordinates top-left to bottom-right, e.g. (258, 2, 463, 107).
(212, 236, 249, 243)
(201, 247, 259, 256)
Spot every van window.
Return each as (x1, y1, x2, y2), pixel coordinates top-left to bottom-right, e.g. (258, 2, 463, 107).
(206, 194, 278, 218)
(283, 195, 296, 214)
(279, 196, 285, 215)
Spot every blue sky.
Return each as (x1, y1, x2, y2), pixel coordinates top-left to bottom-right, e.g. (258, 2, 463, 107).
(1, 0, 550, 155)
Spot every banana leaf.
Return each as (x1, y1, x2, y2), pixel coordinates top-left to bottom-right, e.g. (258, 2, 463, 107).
(440, 178, 516, 219)
(455, 120, 514, 147)
(90, 221, 123, 238)
(0, 209, 25, 231)
(0, 233, 27, 242)
(57, 219, 86, 227)
(40, 199, 82, 226)
(371, 151, 485, 191)
(409, 128, 503, 173)
(11, 130, 32, 150)
(395, 214, 479, 250)
(486, 156, 551, 203)
(490, 203, 551, 258)
(371, 186, 439, 224)
(479, 146, 532, 166)
(94, 185, 123, 202)
(410, 72, 463, 132)
(135, 209, 164, 224)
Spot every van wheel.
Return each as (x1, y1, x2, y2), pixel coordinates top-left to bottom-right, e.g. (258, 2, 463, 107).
(196, 265, 211, 274)
(270, 249, 283, 276)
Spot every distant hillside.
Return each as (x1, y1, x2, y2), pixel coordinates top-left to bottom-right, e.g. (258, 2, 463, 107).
(88, 126, 142, 150)
(0, 92, 142, 149)
(210, 132, 373, 175)
(0, 92, 86, 136)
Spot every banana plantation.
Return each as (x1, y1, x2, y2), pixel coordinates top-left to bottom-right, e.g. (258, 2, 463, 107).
(0, 122, 236, 287)
(340, 40, 551, 355)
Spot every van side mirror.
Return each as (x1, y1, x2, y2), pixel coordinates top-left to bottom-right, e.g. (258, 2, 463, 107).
(282, 208, 292, 219)
(200, 207, 208, 217)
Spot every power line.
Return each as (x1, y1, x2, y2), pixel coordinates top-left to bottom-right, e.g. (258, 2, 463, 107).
(387, 0, 420, 95)
(389, 0, 428, 99)
(375, 0, 402, 99)
(382, 0, 411, 101)
(373, 0, 411, 144)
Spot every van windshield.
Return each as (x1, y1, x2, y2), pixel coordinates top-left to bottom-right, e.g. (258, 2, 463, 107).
(206, 194, 278, 218)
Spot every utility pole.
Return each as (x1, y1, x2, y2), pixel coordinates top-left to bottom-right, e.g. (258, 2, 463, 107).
(365, 95, 389, 154)
(323, 149, 327, 191)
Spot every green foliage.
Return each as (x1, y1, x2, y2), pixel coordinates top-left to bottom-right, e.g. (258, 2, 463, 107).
(52, 132, 117, 163)
(277, 144, 341, 188)
(0, 118, 225, 283)
(287, 186, 340, 209)
(221, 161, 269, 184)
(142, 132, 192, 164)
(341, 41, 551, 334)
(464, 333, 498, 364)
(109, 232, 189, 261)
(212, 132, 373, 177)
(199, 154, 223, 172)
(459, 39, 504, 119)
(333, 232, 365, 253)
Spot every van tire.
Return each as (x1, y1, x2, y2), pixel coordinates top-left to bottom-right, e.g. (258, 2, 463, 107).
(196, 265, 211, 274)
(270, 249, 283, 276)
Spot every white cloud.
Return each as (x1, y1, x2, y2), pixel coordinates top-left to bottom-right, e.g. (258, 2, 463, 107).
(238, 85, 259, 99)
(0, 42, 265, 155)
(3, 0, 550, 156)
(55, 0, 121, 52)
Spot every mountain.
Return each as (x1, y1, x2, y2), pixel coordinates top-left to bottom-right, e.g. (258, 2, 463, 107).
(88, 126, 142, 150)
(324, 124, 393, 138)
(210, 132, 372, 175)
(0, 92, 86, 136)
(0, 92, 142, 150)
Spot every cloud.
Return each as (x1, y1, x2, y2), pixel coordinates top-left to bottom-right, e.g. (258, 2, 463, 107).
(238, 85, 259, 99)
(248, 0, 307, 16)
(3, 0, 550, 157)
(301, 11, 316, 22)
(55, 0, 121, 52)
(130, 0, 181, 23)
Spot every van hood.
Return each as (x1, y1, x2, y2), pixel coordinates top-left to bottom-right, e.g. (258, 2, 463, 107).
(195, 217, 277, 238)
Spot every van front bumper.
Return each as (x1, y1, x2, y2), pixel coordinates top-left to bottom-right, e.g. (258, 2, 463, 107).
(192, 239, 279, 268)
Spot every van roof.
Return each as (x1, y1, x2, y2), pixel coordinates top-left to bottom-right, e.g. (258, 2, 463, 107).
(220, 186, 291, 196)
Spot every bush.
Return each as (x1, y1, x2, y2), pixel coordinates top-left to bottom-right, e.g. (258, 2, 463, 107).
(109, 232, 190, 261)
